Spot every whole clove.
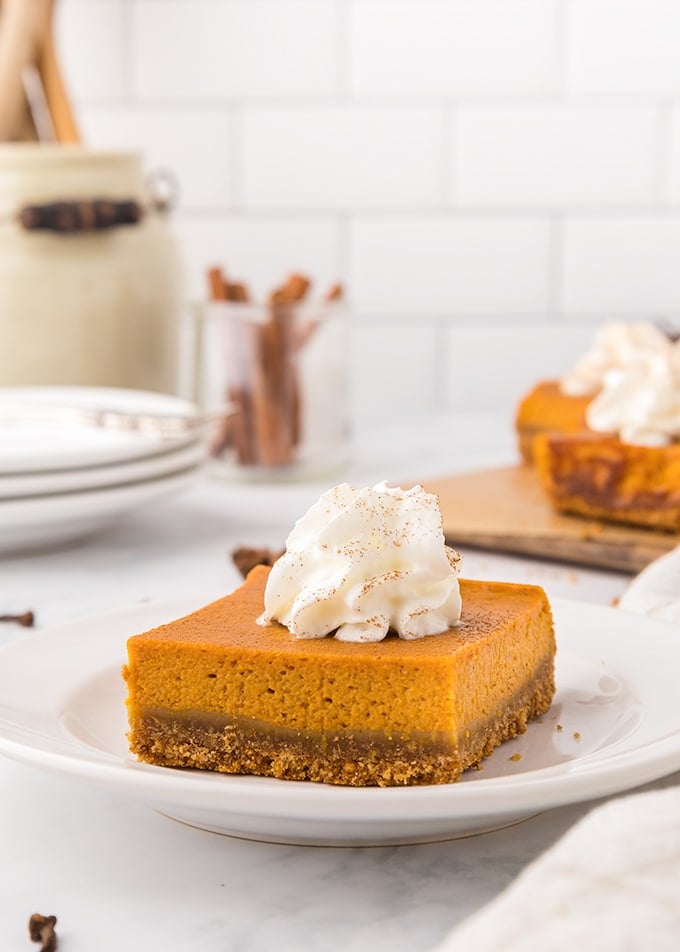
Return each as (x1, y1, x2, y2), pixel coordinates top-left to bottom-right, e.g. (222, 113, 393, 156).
(656, 320, 680, 343)
(28, 913, 58, 951)
(0, 610, 34, 627)
(232, 546, 283, 579)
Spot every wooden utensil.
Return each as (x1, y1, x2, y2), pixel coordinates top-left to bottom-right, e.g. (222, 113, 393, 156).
(0, 0, 79, 143)
(37, 0, 79, 142)
(0, 0, 46, 140)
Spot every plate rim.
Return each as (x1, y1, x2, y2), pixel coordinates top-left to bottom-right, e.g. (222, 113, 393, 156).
(0, 468, 199, 554)
(0, 386, 201, 474)
(0, 596, 679, 829)
(0, 440, 205, 502)
(0, 464, 200, 518)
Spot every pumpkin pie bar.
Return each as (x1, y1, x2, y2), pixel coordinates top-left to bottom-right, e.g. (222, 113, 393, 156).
(534, 433, 680, 532)
(515, 324, 680, 530)
(124, 565, 555, 787)
(515, 381, 591, 464)
(515, 323, 675, 464)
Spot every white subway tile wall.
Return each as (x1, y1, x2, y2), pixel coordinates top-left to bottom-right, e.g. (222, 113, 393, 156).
(349, 0, 558, 96)
(57, 0, 680, 420)
(349, 218, 552, 315)
(453, 105, 661, 207)
(566, 0, 680, 94)
(242, 107, 445, 209)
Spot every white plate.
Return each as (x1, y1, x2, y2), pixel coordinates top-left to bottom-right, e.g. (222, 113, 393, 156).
(0, 387, 200, 474)
(0, 598, 678, 847)
(0, 439, 206, 500)
(0, 467, 199, 554)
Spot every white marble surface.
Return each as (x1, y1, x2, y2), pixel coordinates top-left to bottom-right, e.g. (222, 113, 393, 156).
(0, 412, 677, 952)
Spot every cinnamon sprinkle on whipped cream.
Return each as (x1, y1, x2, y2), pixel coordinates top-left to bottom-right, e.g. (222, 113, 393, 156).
(560, 322, 671, 398)
(257, 482, 462, 641)
(561, 322, 680, 445)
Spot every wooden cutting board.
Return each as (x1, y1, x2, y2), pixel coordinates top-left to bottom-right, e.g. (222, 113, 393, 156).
(423, 466, 678, 574)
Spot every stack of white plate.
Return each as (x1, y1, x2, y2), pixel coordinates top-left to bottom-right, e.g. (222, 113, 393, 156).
(0, 387, 208, 554)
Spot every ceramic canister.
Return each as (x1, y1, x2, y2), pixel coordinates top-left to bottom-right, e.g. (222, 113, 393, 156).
(0, 145, 184, 393)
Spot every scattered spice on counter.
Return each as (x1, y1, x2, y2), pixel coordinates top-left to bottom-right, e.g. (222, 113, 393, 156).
(28, 913, 57, 951)
(0, 610, 34, 627)
(232, 546, 284, 579)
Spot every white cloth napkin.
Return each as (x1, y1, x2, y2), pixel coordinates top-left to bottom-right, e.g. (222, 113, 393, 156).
(434, 547, 680, 952)
(434, 786, 680, 952)
(618, 544, 680, 623)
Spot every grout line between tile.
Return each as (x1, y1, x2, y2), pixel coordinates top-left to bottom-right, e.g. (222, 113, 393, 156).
(120, 0, 135, 102)
(442, 105, 456, 207)
(433, 323, 449, 409)
(228, 105, 244, 210)
(553, 0, 572, 97)
(335, 0, 350, 97)
(173, 205, 680, 220)
(547, 214, 565, 318)
(73, 93, 680, 110)
(654, 101, 675, 204)
(336, 215, 351, 289)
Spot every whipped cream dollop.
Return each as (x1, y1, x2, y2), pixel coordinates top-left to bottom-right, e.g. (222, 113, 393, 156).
(258, 482, 462, 642)
(560, 322, 671, 398)
(586, 345, 680, 445)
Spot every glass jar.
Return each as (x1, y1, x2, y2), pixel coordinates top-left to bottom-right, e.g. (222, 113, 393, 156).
(195, 299, 351, 481)
(0, 145, 183, 393)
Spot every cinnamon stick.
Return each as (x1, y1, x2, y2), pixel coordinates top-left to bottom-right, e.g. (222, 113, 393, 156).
(295, 281, 343, 350)
(242, 317, 286, 466)
(224, 278, 258, 465)
(226, 282, 249, 303)
(206, 266, 226, 303)
(325, 281, 343, 302)
(270, 272, 311, 306)
(268, 274, 313, 454)
(207, 267, 256, 464)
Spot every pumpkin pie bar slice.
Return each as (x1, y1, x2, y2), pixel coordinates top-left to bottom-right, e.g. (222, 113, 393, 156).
(515, 323, 676, 464)
(124, 565, 555, 787)
(515, 381, 592, 464)
(534, 433, 680, 532)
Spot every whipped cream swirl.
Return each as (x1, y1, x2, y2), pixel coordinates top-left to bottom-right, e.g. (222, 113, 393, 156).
(586, 345, 680, 445)
(561, 322, 671, 398)
(258, 482, 462, 642)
